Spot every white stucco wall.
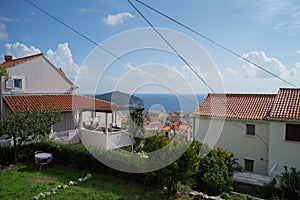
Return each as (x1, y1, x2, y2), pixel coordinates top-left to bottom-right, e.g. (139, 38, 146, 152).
(193, 117, 269, 175)
(80, 128, 107, 149)
(80, 128, 132, 150)
(269, 121, 300, 176)
(2, 56, 74, 94)
(53, 112, 76, 132)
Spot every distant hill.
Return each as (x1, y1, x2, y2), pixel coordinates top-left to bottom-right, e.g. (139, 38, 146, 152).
(95, 91, 144, 107)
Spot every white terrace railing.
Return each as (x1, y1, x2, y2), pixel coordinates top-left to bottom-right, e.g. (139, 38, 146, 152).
(50, 129, 80, 144)
(80, 127, 133, 150)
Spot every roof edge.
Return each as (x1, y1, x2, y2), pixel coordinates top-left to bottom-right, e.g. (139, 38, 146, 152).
(41, 55, 77, 91)
(1, 53, 43, 68)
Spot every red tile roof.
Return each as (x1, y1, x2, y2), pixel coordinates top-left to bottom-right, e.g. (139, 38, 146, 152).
(3, 94, 115, 113)
(1, 53, 43, 68)
(193, 93, 277, 120)
(269, 88, 300, 120)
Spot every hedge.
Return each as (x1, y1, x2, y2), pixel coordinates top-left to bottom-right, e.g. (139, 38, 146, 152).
(0, 141, 145, 182)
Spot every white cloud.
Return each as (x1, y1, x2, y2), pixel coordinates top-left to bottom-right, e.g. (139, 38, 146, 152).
(5, 42, 41, 57)
(222, 50, 300, 84)
(79, 8, 99, 14)
(296, 50, 300, 54)
(102, 12, 134, 26)
(226, 67, 238, 76)
(4, 42, 80, 81)
(216, 49, 300, 93)
(239, 0, 300, 34)
(250, 0, 293, 20)
(241, 51, 295, 78)
(0, 24, 8, 41)
(46, 43, 79, 80)
(0, 16, 19, 22)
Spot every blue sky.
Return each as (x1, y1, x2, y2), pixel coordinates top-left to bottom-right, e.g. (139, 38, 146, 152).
(1, 0, 300, 94)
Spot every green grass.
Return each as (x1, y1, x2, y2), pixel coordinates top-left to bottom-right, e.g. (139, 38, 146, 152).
(0, 162, 166, 200)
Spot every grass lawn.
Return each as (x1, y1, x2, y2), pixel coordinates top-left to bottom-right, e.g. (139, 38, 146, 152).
(0, 162, 172, 200)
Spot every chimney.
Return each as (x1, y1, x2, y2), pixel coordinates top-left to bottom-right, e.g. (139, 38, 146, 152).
(4, 55, 12, 62)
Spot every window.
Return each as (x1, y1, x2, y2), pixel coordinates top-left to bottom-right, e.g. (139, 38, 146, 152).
(286, 124, 300, 142)
(14, 78, 22, 89)
(6, 76, 25, 91)
(246, 124, 255, 136)
(244, 159, 254, 172)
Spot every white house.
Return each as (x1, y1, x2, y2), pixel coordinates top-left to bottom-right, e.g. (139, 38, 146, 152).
(192, 88, 300, 185)
(0, 54, 133, 149)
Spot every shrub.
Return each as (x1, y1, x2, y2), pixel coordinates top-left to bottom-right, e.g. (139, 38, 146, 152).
(281, 166, 300, 199)
(195, 151, 233, 196)
(214, 147, 241, 175)
(0, 141, 145, 183)
(0, 146, 13, 166)
(262, 178, 281, 199)
(143, 134, 200, 195)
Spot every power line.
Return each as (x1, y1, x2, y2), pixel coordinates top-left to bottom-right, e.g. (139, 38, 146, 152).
(26, 0, 271, 146)
(134, 0, 298, 89)
(127, 0, 215, 93)
(128, 0, 270, 147)
(25, 0, 203, 110)
(25, 0, 126, 64)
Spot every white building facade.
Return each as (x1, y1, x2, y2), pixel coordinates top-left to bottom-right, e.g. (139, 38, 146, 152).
(1, 54, 133, 149)
(192, 89, 300, 180)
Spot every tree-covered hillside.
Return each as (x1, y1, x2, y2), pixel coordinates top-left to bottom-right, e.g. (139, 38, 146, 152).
(95, 91, 144, 107)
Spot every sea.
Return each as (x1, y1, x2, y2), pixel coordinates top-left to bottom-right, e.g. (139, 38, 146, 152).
(134, 93, 206, 113)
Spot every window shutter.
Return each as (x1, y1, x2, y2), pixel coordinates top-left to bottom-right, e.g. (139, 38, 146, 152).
(5, 79, 14, 89)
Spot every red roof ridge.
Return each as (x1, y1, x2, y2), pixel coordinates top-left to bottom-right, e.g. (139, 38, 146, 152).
(194, 92, 277, 120)
(41, 55, 77, 90)
(279, 87, 300, 90)
(208, 93, 276, 96)
(269, 88, 300, 120)
(1, 53, 43, 68)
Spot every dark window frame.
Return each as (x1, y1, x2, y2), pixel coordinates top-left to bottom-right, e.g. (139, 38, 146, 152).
(286, 124, 300, 142)
(14, 78, 22, 89)
(246, 124, 255, 136)
(244, 159, 254, 172)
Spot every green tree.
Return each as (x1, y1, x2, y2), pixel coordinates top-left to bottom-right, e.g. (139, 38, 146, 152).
(0, 65, 9, 80)
(0, 65, 9, 119)
(0, 111, 61, 163)
(128, 108, 145, 152)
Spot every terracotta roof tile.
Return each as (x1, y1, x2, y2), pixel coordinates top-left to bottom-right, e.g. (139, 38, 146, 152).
(193, 93, 276, 120)
(1, 53, 43, 68)
(269, 88, 300, 120)
(3, 94, 115, 113)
